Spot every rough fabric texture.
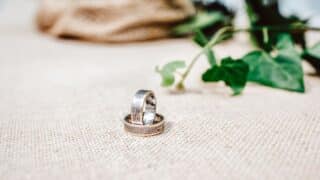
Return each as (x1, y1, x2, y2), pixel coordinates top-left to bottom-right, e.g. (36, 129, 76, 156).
(1, 2, 320, 180)
(36, 0, 195, 42)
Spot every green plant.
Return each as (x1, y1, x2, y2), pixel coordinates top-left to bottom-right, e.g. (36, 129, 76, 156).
(156, 0, 320, 95)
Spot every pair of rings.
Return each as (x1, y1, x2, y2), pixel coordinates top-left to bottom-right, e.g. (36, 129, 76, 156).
(123, 90, 165, 137)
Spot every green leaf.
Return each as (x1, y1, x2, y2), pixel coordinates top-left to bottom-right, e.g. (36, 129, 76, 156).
(302, 42, 320, 74)
(156, 61, 186, 87)
(243, 49, 305, 92)
(192, 1, 235, 38)
(172, 11, 224, 36)
(202, 57, 249, 95)
(276, 33, 294, 50)
(193, 29, 209, 47)
(243, 34, 305, 92)
(193, 30, 216, 66)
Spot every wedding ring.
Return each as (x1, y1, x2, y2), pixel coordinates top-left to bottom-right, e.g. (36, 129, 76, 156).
(123, 114, 164, 137)
(131, 90, 156, 125)
(123, 90, 165, 137)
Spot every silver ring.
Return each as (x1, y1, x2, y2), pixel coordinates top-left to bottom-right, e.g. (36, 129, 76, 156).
(123, 114, 164, 137)
(131, 90, 156, 125)
(123, 89, 165, 136)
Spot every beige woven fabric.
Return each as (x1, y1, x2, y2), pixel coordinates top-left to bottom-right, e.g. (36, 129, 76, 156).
(1, 2, 320, 180)
(36, 0, 195, 42)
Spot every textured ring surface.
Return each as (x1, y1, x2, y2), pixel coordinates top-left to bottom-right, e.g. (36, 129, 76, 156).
(131, 90, 156, 125)
(123, 113, 164, 137)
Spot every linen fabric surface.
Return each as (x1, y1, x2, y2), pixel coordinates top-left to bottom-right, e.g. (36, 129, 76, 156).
(1, 2, 320, 180)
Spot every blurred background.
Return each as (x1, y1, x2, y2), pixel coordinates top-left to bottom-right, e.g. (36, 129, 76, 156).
(1, 0, 320, 29)
(0, 0, 320, 41)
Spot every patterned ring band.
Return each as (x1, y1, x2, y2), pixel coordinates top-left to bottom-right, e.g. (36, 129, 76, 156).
(123, 113, 165, 137)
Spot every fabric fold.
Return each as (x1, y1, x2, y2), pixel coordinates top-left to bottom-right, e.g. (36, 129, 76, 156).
(36, 0, 195, 42)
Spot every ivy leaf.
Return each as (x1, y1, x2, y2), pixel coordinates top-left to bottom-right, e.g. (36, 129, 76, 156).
(192, 1, 235, 38)
(243, 35, 305, 92)
(202, 57, 249, 95)
(276, 33, 294, 49)
(156, 61, 186, 87)
(172, 11, 224, 36)
(193, 30, 216, 66)
(243, 51, 304, 92)
(193, 29, 209, 47)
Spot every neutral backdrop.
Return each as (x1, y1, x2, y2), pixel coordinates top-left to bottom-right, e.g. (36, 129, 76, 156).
(0, 1, 320, 180)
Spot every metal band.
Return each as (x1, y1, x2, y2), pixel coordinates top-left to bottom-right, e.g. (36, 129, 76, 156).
(123, 113, 164, 136)
(131, 90, 156, 125)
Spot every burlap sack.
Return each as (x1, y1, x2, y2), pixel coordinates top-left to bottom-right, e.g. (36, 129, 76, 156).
(36, 0, 195, 42)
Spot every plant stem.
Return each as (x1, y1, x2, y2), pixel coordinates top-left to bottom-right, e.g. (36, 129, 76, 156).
(262, 27, 269, 43)
(175, 27, 233, 89)
(174, 25, 320, 90)
(234, 25, 320, 33)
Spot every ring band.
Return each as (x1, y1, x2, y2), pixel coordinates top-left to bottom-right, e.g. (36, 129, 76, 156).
(123, 113, 164, 136)
(123, 89, 165, 137)
(131, 90, 156, 125)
